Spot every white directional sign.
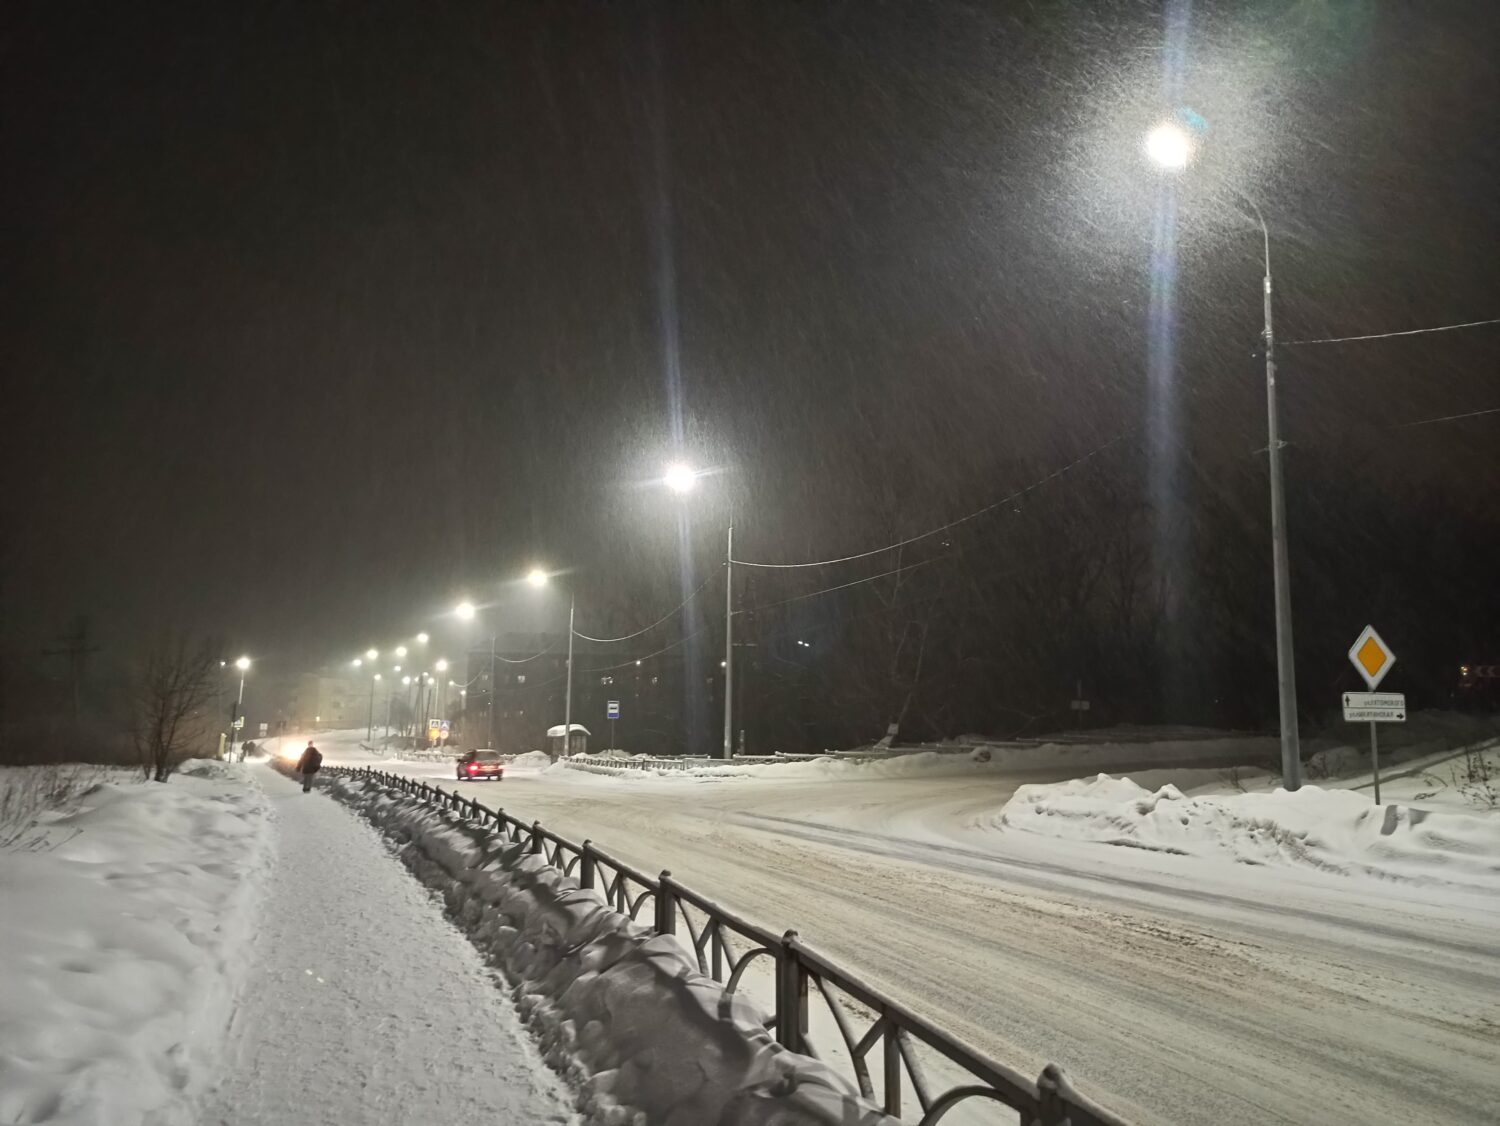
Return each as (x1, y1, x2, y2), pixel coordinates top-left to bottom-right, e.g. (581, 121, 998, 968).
(1342, 691, 1406, 723)
(1347, 625, 1396, 690)
(607, 700, 620, 720)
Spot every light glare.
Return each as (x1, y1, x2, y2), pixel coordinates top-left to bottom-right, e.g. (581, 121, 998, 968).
(663, 462, 698, 494)
(1145, 122, 1192, 170)
(455, 602, 476, 620)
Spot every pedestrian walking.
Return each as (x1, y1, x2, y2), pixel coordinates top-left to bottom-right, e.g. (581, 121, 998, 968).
(296, 741, 323, 792)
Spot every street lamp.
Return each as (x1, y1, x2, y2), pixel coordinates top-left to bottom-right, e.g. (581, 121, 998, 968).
(527, 568, 578, 757)
(1144, 121, 1193, 170)
(415, 632, 429, 645)
(395, 645, 407, 658)
(664, 462, 698, 494)
(1146, 124, 1301, 790)
(229, 656, 251, 760)
(365, 648, 379, 661)
(664, 462, 735, 759)
(454, 601, 476, 621)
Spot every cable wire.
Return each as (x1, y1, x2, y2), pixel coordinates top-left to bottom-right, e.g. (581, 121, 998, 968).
(735, 554, 947, 616)
(1284, 316, 1500, 347)
(1391, 405, 1500, 430)
(493, 639, 560, 664)
(570, 573, 716, 643)
(730, 430, 1132, 570)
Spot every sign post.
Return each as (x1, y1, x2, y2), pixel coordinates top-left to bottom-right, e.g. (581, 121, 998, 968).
(606, 700, 620, 752)
(1345, 626, 1399, 804)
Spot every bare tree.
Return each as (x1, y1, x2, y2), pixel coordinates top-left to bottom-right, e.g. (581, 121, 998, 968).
(132, 636, 223, 782)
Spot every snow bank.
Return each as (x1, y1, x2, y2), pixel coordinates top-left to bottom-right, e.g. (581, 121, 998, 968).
(510, 749, 553, 770)
(0, 765, 272, 1125)
(560, 735, 1277, 784)
(325, 774, 897, 1126)
(998, 774, 1500, 888)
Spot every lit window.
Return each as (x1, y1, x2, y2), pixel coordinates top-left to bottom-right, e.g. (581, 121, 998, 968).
(516, 675, 526, 684)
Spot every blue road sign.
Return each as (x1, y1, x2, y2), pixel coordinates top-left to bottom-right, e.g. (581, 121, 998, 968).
(606, 700, 620, 720)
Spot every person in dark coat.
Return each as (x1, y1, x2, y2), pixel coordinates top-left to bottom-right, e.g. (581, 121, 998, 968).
(296, 741, 323, 792)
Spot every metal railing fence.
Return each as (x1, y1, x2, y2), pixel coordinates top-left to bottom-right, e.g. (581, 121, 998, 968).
(319, 764, 1129, 1126)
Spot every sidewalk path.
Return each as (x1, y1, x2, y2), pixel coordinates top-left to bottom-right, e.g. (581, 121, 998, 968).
(200, 767, 575, 1125)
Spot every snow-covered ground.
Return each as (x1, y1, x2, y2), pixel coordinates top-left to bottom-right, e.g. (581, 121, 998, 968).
(200, 767, 574, 1125)
(0, 761, 270, 1126)
(998, 773, 1500, 888)
(0, 758, 576, 1126)
(344, 730, 1500, 1126)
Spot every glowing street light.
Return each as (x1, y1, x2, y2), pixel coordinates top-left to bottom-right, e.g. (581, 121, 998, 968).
(229, 656, 252, 760)
(1144, 121, 1193, 170)
(416, 632, 429, 645)
(454, 601, 476, 621)
(663, 461, 698, 494)
(352, 658, 363, 668)
(395, 645, 407, 658)
(526, 567, 549, 588)
(435, 658, 449, 672)
(1142, 120, 1300, 790)
(365, 648, 379, 661)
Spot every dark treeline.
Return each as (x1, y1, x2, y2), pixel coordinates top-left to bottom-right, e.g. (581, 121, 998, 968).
(731, 434, 1499, 754)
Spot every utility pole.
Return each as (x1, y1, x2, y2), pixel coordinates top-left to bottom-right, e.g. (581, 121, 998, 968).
(563, 592, 576, 756)
(723, 522, 734, 760)
(1252, 202, 1302, 791)
(43, 617, 98, 725)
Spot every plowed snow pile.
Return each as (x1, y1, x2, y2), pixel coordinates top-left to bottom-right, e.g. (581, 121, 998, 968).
(998, 775, 1500, 888)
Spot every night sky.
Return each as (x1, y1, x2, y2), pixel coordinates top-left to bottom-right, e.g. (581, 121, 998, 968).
(4, 1, 1497, 680)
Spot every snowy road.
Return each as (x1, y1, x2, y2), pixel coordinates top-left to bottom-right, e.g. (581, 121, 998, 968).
(369, 758, 1500, 1126)
(200, 767, 574, 1126)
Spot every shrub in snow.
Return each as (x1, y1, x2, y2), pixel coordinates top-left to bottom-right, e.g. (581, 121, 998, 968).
(326, 776, 898, 1126)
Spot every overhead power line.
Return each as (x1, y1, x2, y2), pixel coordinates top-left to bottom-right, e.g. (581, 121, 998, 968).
(571, 573, 716, 643)
(1284, 316, 1500, 347)
(1392, 405, 1500, 430)
(730, 429, 1133, 570)
(735, 554, 947, 615)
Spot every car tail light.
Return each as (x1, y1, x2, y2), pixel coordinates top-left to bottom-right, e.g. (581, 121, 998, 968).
(467, 763, 480, 773)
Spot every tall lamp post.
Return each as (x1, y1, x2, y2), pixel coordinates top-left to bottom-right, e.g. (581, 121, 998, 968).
(526, 568, 577, 756)
(1145, 122, 1301, 789)
(230, 656, 250, 760)
(663, 461, 735, 759)
(360, 648, 379, 740)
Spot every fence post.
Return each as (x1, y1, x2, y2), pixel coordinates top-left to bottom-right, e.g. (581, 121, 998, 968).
(579, 842, 596, 890)
(883, 1023, 901, 1115)
(775, 930, 806, 1053)
(1036, 1063, 1066, 1126)
(654, 872, 676, 936)
(530, 821, 544, 855)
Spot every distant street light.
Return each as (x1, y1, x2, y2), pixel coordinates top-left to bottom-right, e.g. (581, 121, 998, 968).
(365, 648, 379, 661)
(454, 602, 476, 621)
(395, 645, 407, 658)
(435, 658, 449, 672)
(527, 567, 578, 756)
(352, 657, 363, 668)
(229, 656, 251, 761)
(663, 464, 735, 759)
(416, 632, 429, 645)
(1147, 124, 1300, 790)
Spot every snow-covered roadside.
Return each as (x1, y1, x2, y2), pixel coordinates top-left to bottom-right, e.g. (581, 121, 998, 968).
(323, 772, 899, 1126)
(0, 761, 272, 1126)
(997, 773, 1500, 890)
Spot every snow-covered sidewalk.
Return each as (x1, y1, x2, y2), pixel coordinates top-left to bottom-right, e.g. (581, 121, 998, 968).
(200, 767, 574, 1126)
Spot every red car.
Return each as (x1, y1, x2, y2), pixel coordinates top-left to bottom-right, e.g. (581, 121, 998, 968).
(456, 749, 505, 781)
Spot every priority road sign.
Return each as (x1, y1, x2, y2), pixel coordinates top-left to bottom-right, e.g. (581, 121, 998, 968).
(606, 700, 620, 720)
(1342, 691, 1406, 723)
(1347, 625, 1396, 690)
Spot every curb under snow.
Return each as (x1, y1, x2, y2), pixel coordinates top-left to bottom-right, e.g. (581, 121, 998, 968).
(324, 773, 898, 1126)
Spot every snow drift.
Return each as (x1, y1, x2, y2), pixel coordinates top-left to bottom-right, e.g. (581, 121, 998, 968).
(325, 773, 897, 1126)
(998, 774, 1500, 888)
(0, 762, 272, 1126)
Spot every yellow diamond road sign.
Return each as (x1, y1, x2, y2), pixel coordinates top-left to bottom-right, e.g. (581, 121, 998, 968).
(1348, 624, 1396, 690)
